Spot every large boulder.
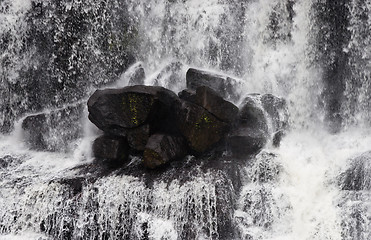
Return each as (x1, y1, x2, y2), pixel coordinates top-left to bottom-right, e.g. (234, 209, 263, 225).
(176, 101, 229, 153)
(87, 85, 181, 134)
(22, 103, 85, 151)
(238, 95, 269, 134)
(186, 68, 241, 101)
(143, 134, 188, 169)
(179, 86, 238, 123)
(92, 135, 129, 166)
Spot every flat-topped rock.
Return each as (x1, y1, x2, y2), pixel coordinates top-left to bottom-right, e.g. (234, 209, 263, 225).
(186, 68, 241, 101)
(88, 85, 180, 131)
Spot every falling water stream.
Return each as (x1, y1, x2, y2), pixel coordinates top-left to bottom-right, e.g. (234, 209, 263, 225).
(0, 0, 370, 239)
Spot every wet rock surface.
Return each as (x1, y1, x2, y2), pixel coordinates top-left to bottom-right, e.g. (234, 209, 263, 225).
(186, 68, 241, 101)
(22, 103, 85, 151)
(143, 134, 187, 169)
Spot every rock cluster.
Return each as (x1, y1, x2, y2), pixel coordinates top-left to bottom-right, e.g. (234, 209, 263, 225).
(88, 67, 289, 169)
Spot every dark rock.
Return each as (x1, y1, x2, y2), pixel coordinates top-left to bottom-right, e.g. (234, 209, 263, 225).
(194, 86, 238, 123)
(186, 68, 241, 101)
(176, 101, 229, 153)
(339, 151, 371, 191)
(88, 85, 180, 132)
(22, 103, 84, 151)
(92, 135, 129, 166)
(143, 134, 187, 169)
(125, 124, 150, 152)
(226, 127, 267, 158)
(178, 89, 196, 103)
(179, 86, 238, 123)
(238, 95, 269, 134)
(151, 62, 185, 92)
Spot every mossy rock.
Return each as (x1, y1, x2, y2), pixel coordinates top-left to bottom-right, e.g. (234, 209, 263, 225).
(176, 101, 229, 153)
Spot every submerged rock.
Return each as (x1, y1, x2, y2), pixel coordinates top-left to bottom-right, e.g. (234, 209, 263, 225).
(143, 134, 187, 169)
(22, 103, 85, 151)
(123, 62, 146, 86)
(186, 68, 241, 101)
(261, 93, 289, 133)
(150, 61, 185, 92)
(339, 151, 371, 191)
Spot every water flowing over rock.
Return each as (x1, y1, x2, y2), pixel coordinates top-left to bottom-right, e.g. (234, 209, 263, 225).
(175, 100, 229, 154)
(22, 103, 85, 151)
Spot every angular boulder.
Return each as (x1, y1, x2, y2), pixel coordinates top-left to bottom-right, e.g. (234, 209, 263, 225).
(87, 85, 180, 133)
(339, 151, 371, 191)
(22, 103, 84, 151)
(195, 86, 238, 123)
(186, 68, 241, 101)
(92, 135, 129, 165)
(176, 101, 229, 153)
(226, 127, 267, 158)
(143, 134, 187, 169)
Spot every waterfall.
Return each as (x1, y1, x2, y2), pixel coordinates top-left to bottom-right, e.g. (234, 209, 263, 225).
(0, 0, 370, 239)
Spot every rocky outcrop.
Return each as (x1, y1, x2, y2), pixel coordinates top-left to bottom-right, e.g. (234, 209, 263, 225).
(87, 68, 289, 168)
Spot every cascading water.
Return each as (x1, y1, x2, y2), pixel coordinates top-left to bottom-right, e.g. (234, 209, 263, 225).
(0, 0, 370, 239)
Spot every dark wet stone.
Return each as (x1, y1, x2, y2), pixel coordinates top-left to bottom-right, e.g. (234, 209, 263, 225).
(186, 68, 241, 101)
(143, 134, 187, 169)
(87, 85, 180, 132)
(92, 135, 129, 166)
(176, 100, 229, 154)
(226, 127, 267, 158)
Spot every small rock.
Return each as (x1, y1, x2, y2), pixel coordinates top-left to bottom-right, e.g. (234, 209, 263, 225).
(143, 134, 187, 169)
(92, 135, 129, 166)
(226, 127, 267, 158)
(186, 68, 241, 101)
(195, 86, 238, 123)
(176, 101, 229, 153)
(150, 61, 185, 92)
(115, 62, 146, 87)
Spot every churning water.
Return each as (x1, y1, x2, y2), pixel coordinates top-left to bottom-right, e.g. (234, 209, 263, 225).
(0, 0, 370, 239)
